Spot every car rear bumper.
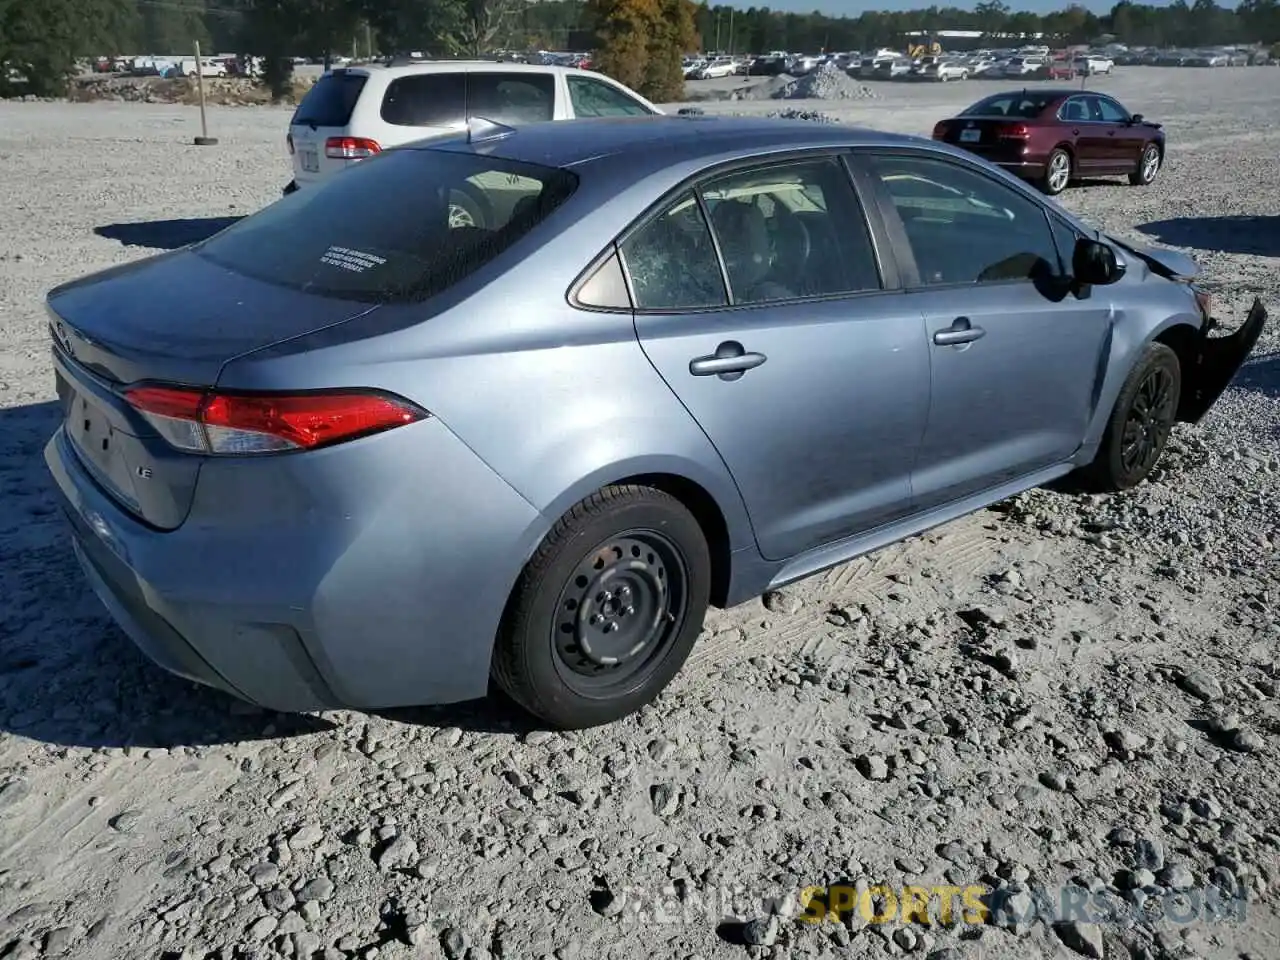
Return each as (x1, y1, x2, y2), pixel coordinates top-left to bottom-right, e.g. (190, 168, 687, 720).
(45, 417, 544, 713)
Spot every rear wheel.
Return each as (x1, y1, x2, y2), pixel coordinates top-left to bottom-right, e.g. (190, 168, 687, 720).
(1077, 343, 1181, 492)
(1129, 143, 1161, 186)
(492, 485, 711, 729)
(1041, 148, 1072, 196)
(448, 184, 491, 229)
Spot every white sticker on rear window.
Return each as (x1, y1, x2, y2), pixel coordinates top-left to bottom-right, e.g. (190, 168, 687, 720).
(320, 246, 387, 273)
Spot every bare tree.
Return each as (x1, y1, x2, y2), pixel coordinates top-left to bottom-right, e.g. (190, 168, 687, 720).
(450, 0, 519, 56)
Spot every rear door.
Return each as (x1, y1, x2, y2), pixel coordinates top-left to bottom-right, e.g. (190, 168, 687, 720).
(375, 71, 467, 146)
(464, 71, 558, 124)
(289, 70, 370, 186)
(857, 151, 1114, 509)
(624, 154, 931, 561)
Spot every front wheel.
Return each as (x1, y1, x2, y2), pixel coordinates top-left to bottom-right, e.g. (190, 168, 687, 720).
(1077, 343, 1181, 492)
(492, 485, 711, 729)
(1041, 148, 1072, 196)
(1129, 143, 1161, 186)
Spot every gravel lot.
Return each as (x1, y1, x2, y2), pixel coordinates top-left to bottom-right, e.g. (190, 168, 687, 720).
(1, 67, 1278, 960)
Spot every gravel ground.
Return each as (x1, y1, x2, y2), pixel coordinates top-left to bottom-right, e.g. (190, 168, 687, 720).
(0, 67, 1278, 960)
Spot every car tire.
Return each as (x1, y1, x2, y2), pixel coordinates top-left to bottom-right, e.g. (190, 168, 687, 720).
(492, 485, 711, 730)
(1041, 148, 1072, 196)
(1077, 342, 1181, 492)
(1129, 143, 1161, 186)
(448, 184, 492, 229)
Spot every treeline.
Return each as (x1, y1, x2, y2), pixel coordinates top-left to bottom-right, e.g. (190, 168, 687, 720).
(4, 0, 1279, 98)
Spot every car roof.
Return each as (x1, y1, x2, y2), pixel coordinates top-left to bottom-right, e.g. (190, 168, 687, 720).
(334, 62, 598, 81)
(419, 114, 921, 173)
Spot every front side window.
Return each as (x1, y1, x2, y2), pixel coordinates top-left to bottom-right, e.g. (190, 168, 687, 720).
(467, 73, 555, 124)
(196, 150, 577, 303)
(699, 158, 881, 304)
(568, 76, 653, 117)
(381, 73, 466, 127)
(619, 192, 727, 310)
(1089, 96, 1129, 123)
(867, 155, 1059, 286)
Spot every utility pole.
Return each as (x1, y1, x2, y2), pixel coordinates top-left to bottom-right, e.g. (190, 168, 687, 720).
(728, 8, 735, 56)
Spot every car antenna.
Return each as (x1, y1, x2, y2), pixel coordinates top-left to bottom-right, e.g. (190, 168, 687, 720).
(466, 116, 517, 144)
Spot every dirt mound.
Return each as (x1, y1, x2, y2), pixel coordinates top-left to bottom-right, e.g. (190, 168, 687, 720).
(728, 74, 798, 101)
(68, 75, 313, 106)
(775, 62, 878, 100)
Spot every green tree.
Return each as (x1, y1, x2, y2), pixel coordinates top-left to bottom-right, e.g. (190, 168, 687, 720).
(0, 0, 136, 95)
(642, 0, 697, 100)
(586, 0, 658, 92)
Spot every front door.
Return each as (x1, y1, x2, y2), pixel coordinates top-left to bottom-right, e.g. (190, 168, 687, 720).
(1090, 94, 1145, 173)
(858, 151, 1114, 509)
(622, 156, 930, 561)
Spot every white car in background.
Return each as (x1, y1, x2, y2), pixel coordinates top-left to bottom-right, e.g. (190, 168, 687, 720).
(999, 55, 1048, 76)
(284, 62, 662, 198)
(694, 57, 737, 79)
(1073, 55, 1115, 75)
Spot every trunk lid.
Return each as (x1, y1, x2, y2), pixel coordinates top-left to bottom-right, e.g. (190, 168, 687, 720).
(934, 117, 1031, 162)
(47, 250, 378, 530)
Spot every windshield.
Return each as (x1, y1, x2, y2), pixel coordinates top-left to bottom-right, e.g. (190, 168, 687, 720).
(291, 72, 367, 127)
(961, 92, 1058, 118)
(196, 148, 578, 303)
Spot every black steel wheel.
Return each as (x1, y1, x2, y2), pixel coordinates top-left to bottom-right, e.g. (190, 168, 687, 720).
(493, 485, 711, 729)
(550, 531, 689, 698)
(1078, 342, 1182, 491)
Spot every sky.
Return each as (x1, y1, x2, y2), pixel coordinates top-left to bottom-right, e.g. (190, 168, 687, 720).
(732, 0, 1160, 13)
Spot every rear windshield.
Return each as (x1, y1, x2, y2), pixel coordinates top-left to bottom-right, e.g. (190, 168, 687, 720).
(961, 92, 1057, 118)
(291, 72, 367, 128)
(194, 148, 578, 303)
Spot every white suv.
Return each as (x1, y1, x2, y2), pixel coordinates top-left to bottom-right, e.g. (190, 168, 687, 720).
(284, 62, 662, 195)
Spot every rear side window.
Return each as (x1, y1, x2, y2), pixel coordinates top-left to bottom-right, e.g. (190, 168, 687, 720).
(620, 192, 727, 310)
(467, 73, 555, 123)
(381, 74, 466, 127)
(292, 72, 367, 127)
(195, 150, 577, 303)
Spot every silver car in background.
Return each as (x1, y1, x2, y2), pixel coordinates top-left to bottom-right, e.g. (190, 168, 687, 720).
(44, 116, 1266, 729)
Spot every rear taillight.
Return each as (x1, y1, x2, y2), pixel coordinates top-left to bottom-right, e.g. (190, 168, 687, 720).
(325, 136, 381, 160)
(286, 132, 295, 155)
(1000, 123, 1031, 140)
(123, 385, 427, 455)
(931, 122, 947, 140)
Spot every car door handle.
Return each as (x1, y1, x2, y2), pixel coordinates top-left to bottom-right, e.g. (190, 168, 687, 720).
(1072, 128, 1080, 135)
(933, 318, 986, 346)
(689, 341, 767, 379)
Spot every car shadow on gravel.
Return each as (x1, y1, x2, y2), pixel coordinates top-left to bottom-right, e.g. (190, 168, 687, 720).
(94, 217, 243, 250)
(377, 687, 542, 737)
(1136, 216, 1280, 257)
(0, 400, 334, 749)
(1236, 354, 1279, 398)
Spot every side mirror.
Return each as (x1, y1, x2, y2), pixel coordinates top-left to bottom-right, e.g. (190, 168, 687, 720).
(1073, 237, 1125, 286)
(1129, 113, 1143, 124)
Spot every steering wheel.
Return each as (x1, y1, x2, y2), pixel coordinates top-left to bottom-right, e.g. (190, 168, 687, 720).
(767, 200, 812, 275)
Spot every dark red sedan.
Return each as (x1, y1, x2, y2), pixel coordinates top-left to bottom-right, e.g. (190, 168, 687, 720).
(932, 89, 1165, 196)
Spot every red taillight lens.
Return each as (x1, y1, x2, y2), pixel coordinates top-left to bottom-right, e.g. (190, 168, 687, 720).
(286, 132, 295, 155)
(324, 136, 381, 160)
(1000, 123, 1030, 140)
(123, 386, 427, 455)
(932, 122, 947, 140)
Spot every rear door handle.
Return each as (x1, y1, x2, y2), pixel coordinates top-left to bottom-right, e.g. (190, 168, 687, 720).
(689, 341, 767, 380)
(933, 317, 986, 346)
